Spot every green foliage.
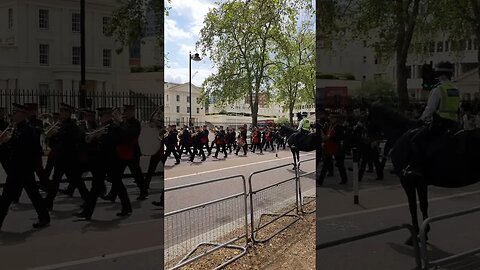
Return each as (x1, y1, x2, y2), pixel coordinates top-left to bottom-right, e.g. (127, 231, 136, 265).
(352, 78, 396, 101)
(198, 0, 301, 126)
(275, 116, 290, 126)
(109, 0, 164, 54)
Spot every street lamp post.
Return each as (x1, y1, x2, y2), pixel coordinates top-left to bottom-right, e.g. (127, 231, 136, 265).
(80, 0, 86, 109)
(189, 52, 201, 127)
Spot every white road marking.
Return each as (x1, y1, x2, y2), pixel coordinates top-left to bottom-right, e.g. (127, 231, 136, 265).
(317, 189, 480, 221)
(165, 153, 315, 180)
(27, 245, 164, 270)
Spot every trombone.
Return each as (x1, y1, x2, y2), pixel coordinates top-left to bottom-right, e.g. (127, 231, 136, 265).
(0, 124, 14, 143)
(44, 121, 60, 138)
(85, 124, 111, 142)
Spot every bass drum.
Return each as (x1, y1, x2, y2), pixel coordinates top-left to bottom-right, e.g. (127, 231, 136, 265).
(139, 124, 162, 156)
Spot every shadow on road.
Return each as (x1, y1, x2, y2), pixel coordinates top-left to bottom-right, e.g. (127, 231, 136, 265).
(0, 229, 35, 245)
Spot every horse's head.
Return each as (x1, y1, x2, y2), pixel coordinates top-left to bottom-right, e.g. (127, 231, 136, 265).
(366, 102, 416, 142)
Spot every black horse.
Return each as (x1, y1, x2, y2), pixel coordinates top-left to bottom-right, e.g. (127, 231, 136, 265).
(367, 102, 480, 245)
(279, 125, 317, 170)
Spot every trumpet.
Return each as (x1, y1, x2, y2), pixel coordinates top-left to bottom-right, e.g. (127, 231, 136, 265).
(0, 124, 14, 144)
(85, 124, 110, 142)
(44, 121, 60, 137)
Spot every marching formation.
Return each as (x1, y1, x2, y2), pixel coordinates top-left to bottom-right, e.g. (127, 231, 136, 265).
(0, 103, 164, 230)
(161, 123, 288, 164)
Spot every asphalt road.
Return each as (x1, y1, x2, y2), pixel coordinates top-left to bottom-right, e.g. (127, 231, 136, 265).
(317, 161, 480, 270)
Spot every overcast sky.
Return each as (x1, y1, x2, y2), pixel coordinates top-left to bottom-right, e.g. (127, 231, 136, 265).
(164, 0, 216, 87)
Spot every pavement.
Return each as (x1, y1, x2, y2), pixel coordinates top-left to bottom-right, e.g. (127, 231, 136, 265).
(0, 145, 314, 270)
(317, 161, 480, 270)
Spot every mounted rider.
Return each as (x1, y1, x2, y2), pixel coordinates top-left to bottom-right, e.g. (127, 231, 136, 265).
(405, 61, 460, 177)
(291, 113, 311, 148)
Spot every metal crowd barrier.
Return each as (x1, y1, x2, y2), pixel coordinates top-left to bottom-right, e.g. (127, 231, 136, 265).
(420, 206, 480, 270)
(248, 163, 300, 243)
(164, 175, 249, 270)
(317, 224, 422, 269)
(296, 157, 316, 214)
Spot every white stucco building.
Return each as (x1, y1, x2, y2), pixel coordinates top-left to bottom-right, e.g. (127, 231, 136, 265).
(164, 82, 205, 126)
(319, 34, 480, 101)
(0, 0, 130, 92)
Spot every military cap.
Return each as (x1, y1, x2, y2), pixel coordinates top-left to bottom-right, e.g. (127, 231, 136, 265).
(60, 103, 76, 113)
(96, 107, 112, 116)
(12, 103, 29, 113)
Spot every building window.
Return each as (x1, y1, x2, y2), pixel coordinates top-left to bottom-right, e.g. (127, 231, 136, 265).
(362, 56, 367, 64)
(39, 9, 49, 29)
(187, 96, 190, 102)
(72, 13, 80, 32)
(429, 42, 435, 52)
(197, 108, 200, 114)
(103, 49, 111, 67)
(72, 47, 80, 65)
(39, 44, 49, 66)
(176, 95, 180, 102)
(103, 17, 112, 36)
(8, 8, 13, 29)
(437, 41, 443, 52)
(176, 106, 180, 113)
(468, 39, 472, 50)
(445, 41, 449, 51)
(187, 107, 191, 113)
(196, 97, 199, 103)
(39, 83, 49, 106)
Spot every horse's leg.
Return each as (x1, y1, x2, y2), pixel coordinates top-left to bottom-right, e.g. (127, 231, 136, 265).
(292, 149, 297, 170)
(296, 150, 300, 170)
(401, 177, 419, 246)
(416, 181, 430, 240)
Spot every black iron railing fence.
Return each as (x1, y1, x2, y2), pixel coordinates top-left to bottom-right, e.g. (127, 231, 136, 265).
(0, 89, 163, 122)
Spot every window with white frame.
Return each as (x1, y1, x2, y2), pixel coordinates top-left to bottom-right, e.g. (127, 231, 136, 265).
(39, 9, 49, 29)
(72, 13, 80, 32)
(176, 95, 180, 102)
(39, 44, 49, 65)
(72, 47, 80, 65)
(187, 96, 190, 102)
(8, 8, 13, 29)
(176, 106, 180, 113)
(103, 49, 111, 67)
(197, 108, 199, 114)
(103, 17, 112, 36)
(187, 107, 191, 113)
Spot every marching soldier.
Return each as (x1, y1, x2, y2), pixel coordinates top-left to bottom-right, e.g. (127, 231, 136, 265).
(235, 125, 248, 156)
(25, 103, 50, 191)
(74, 107, 132, 220)
(44, 112, 60, 179)
(103, 105, 148, 202)
(0, 103, 50, 230)
(200, 125, 211, 156)
(213, 126, 227, 159)
(44, 103, 87, 210)
(162, 125, 181, 165)
(0, 108, 8, 131)
(190, 126, 206, 162)
(178, 125, 192, 156)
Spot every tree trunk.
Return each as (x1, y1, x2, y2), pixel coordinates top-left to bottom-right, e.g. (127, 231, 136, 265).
(396, 56, 409, 111)
(289, 106, 294, 126)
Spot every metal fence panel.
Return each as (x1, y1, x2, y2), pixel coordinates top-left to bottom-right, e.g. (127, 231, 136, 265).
(164, 175, 248, 270)
(248, 163, 300, 243)
(297, 157, 316, 214)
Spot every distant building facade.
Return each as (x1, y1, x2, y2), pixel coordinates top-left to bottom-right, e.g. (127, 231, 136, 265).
(164, 82, 205, 126)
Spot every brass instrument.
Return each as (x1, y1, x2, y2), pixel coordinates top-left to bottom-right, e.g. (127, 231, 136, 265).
(85, 124, 110, 142)
(44, 121, 61, 138)
(0, 124, 14, 144)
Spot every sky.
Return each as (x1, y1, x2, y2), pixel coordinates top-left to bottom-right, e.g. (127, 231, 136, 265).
(164, 0, 315, 88)
(164, 0, 216, 87)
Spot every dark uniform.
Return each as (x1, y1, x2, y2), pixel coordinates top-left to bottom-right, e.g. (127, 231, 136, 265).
(75, 108, 132, 219)
(235, 127, 248, 155)
(45, 104, 87, 210)
(190, 126, 206, 162)
(214, 127, 227, 158)
(0, 104, 50, 229)
(105, 107, 148, 201)
(163, 125, 181, 164)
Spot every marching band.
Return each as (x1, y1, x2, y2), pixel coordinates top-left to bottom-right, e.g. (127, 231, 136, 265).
(0, 102, 164, 229)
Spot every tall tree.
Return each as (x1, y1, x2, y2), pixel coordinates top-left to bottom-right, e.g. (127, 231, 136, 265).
(319, 0, 433, 110)
(272, 6, 315, 125)
(198, 0, 289, 126)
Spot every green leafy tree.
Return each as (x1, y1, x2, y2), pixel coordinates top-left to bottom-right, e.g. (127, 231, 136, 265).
(271, 3, 315, 125)
(319, 0, 436, 110)
(198, 0, 290, 126)
(352, 78, 396, 101)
